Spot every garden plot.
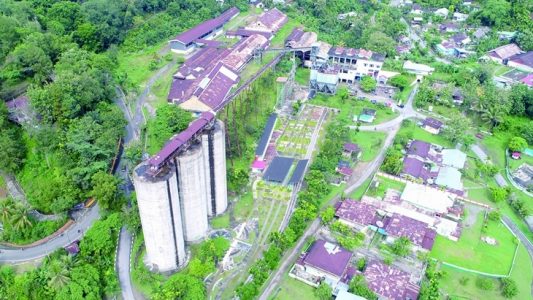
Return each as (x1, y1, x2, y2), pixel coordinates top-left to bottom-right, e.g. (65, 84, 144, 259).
(276, 105, 327, 158)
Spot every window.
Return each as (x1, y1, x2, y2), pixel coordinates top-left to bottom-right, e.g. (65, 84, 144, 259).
(364, 63, 368, 67)
(370, 64, 374, 67)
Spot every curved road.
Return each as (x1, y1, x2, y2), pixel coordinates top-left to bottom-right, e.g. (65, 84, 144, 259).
(0, 204, 100, 262)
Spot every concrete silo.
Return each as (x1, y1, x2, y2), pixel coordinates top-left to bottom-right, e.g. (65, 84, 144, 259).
(175, 144, 209, 242)
(132, 162, 186, 272)
(202, 120, 228, 216)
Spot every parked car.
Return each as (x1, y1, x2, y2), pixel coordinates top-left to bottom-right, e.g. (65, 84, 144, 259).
(371, 99, 377, 104)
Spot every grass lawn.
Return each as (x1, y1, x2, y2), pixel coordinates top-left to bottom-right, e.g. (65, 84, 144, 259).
(349, 130, 387, 162)
(424, 103, 461, 121)
(234, 191, 254, 222)
(270, 274, 318, 300)
(116, 41, 174, 90)
(211, 213, 231, 229)
(319, 183, 346, 209)
(295, 67, 310, 85)
(271, 19, 301, 47)
(439, 243, 532, 300)
(348, 177, 372, 200)
(310, 94, 399, 125)
(428, 71, 454, 82)
(430, 212, 517, 275)
(508, 153, 533, 172)
(367, 176, 406, 198)
(396, 83, 414, 103)
(148, 65, 177, 109)
(398, 121, 454, 148)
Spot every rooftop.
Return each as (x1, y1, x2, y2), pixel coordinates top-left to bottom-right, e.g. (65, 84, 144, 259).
(435, 166, 463, 191)
(509, 51, 533, 68)
(423, 118, 443, 130)
(402, 157, 434, 181)
(302, 240, 352, 277)
(344, 143, 361, 153)
(384, 213, 436, 250)
(252, 8, 288, 33)
(364, 260, 420, 300)
(288, 159, 309, 185)
(263, 156, 294, 183)
(335, 199, 378, 226)
(222, 34, 269, 71)
(255, 113, 278, 157)
(407, 140, 431, 158)
(401, 181, 455, 213)
(441, 149, 466, 169)
(328, 47, 386, 62)
(172, 7, 239, 44)
(488, 43, 523, 60)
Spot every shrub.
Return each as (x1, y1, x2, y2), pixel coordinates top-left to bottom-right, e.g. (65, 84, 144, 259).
(476, 277, 494, 290)
(501, 278, 518, 298)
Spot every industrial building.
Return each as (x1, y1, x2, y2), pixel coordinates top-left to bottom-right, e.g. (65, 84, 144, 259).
(133, 112, 228, 272)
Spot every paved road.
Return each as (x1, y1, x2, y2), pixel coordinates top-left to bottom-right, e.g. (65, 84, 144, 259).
(0, 204, 100, 262)
(259, 84, 420, 300)
(117, 228, 135, 300)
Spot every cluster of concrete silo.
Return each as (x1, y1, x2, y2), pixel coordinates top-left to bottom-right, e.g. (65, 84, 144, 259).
(133, 120, 227, 272)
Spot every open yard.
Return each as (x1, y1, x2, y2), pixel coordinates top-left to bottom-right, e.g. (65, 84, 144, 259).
(295, 68, 310, 85)
(366, 176, 406, 198)
(270, 273, 318, 300)
(430, 210, 517, 275)
(310, 94, 399, 125)
(397, 120, 454, 148)
(439, 242, 533, 300)
(349, 130, 387, 162)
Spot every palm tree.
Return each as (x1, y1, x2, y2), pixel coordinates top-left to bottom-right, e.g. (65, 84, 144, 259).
(46, 259, 71, 290)
(0, 198, 16, 225)
(481, 106, 504, 129)
(10, 204, 32, 231)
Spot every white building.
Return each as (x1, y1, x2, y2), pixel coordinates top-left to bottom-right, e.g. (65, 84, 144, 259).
(327, 47, 386, 82)
(400, 182, 455, 214)
(434, 8, 449, 18)
(403, 60, 435, 76)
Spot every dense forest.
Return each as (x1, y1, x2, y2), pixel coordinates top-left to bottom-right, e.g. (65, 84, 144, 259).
(0, 0, 245, 298)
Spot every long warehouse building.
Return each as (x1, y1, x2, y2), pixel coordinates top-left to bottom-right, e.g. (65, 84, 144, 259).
(133, 112, 227, 272)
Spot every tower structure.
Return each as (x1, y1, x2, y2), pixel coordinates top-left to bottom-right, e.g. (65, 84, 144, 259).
(132, 113, 228, 271)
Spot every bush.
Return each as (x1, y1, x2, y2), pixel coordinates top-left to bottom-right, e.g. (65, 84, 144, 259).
(501, 278, 518, 298)
(360, 76, 377, 92)
(459, 276, 470, 286)
(476, 277, 494, 290)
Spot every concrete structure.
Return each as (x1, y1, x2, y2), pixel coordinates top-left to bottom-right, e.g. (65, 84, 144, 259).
(202, 121, 228, 216)
(133, 163, 186, 272)
(176, 144, 209, 241)
(328, 47, 385, 81)
(134, 113, 228, 271)
(401, 182, 455, 214)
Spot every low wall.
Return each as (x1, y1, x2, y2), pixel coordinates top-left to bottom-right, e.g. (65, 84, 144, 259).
(1, 219, 74, 248)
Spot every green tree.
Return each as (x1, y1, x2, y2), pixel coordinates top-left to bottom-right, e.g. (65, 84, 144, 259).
(442, 114, 472, 144)
(349, 275, 378, 300)
(91, 171, 121, 211)
(489, 187, 508, 203)
(389, 75, 410, 91)
(476, 277, 494, 290)
(10, 204, 32, 231)
(0, 103, 26, 173)
(481, 105, 505, 129)
(360, 76, 377, 92)
(390, 236, 411, 257)
(315, 282, 332, 300)
(476, 0, 511, 28)
(364, 31, 396, 57)
(501, 277, 518, 298)
(381, 148, 403, 175)
(321, 206, 335, 224)
(508, 136, 528, 152)
(146, 105, 193, 154)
